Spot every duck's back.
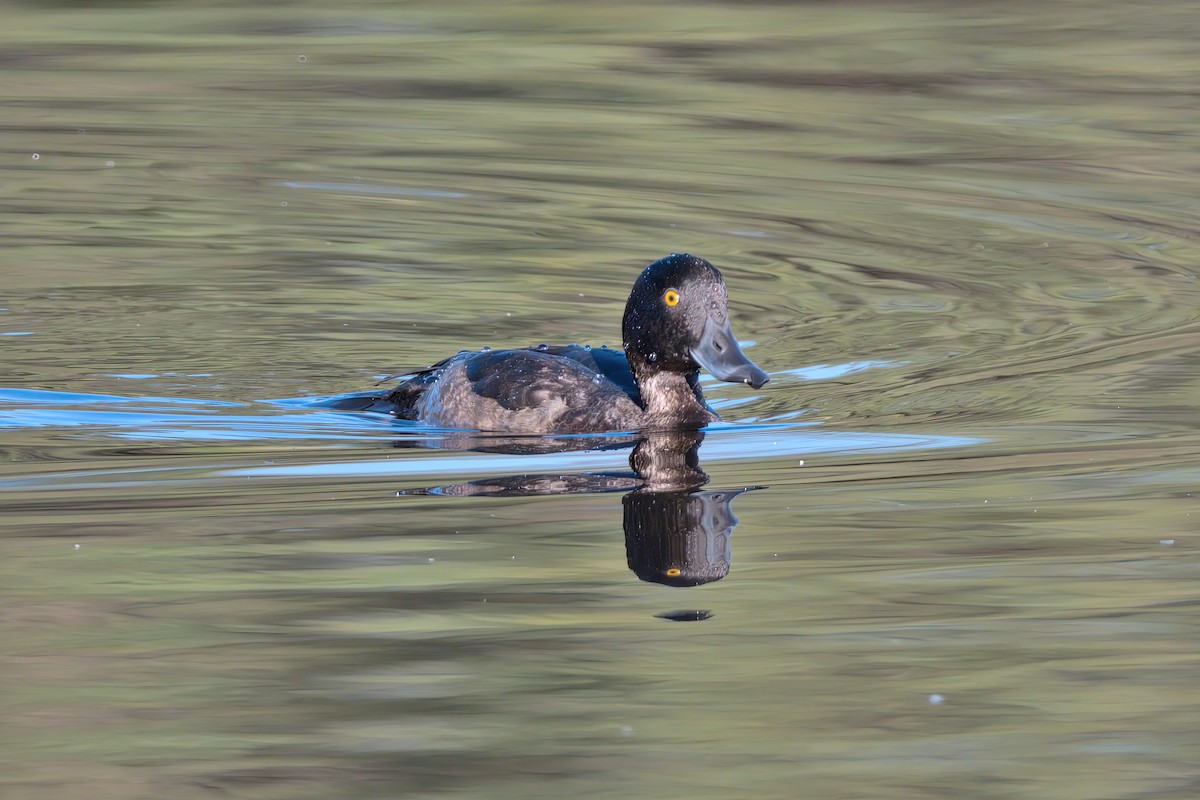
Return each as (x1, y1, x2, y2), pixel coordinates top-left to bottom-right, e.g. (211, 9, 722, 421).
(387, 345, 644, 433)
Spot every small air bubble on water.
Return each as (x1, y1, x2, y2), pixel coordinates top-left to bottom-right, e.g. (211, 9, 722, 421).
(73, 543, 81, 551)
(506, 312, 511, 317)
(31, 153, 39, 160)
(280, 201, 287, 207)
(928, 694, 945, 705)
(480, 346, 491, 352)
(105, 160, 115, 167)
(1161, 539, 1175, 546)
(298, 55, 307, 63)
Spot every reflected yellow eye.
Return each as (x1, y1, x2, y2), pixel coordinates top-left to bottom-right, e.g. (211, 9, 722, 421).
(664, 289, 680, 307)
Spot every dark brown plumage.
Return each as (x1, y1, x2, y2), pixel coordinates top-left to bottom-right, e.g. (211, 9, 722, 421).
(332, 254, 768, 433)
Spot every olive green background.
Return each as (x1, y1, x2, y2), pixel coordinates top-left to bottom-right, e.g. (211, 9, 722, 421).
(2, 2, 1199, 798)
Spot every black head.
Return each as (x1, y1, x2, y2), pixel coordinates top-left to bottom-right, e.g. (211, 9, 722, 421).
(621, 254, 768, 389)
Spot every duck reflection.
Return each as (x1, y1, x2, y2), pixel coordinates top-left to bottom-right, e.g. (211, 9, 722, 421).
(396, 430, 761, 587)
(623, 480, 754, 587)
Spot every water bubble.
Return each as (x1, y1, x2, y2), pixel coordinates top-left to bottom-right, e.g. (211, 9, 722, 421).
(31, 153, 39, 160)
(72, 543, 81, 551)
(583, 344, 592, 351)
(928, 694, 945, 705)
(280, 201, 288, 207)
(104, 160, 115, 168)
(298, 55, 307, 63)
(592, 374, 602, 384)
(480, 346, 492, 352)
(648, 353, 657, 362)
(536, 343, 548, 351)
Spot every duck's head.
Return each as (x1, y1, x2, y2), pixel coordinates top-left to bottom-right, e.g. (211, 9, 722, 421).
(621, 254, 769, 389)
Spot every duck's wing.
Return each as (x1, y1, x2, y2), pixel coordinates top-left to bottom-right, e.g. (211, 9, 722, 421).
(331, 347, 641, 432)
(520, 344, 640, 405)
(463, 349, 617, 412)
(426, 349, 640, 432)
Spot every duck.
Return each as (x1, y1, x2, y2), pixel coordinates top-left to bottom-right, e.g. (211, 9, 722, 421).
(333, 253, 768, 433)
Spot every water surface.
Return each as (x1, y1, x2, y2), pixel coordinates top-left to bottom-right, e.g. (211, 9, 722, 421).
(3, 2, 1200, 799)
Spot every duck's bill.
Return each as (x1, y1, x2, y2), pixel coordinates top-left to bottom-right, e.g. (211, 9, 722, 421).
(691, 316, 769, 389)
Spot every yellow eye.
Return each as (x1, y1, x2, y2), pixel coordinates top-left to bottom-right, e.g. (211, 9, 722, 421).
(664, 289, 680, 307)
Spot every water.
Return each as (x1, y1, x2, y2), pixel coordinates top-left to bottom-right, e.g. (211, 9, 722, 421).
(3, 2, 1200, 798)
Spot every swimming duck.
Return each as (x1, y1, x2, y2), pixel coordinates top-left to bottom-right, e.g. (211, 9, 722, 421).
(336, 253, 768, 433)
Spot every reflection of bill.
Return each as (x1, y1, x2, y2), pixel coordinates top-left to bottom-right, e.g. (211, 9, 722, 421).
(394, 431, 765, 590)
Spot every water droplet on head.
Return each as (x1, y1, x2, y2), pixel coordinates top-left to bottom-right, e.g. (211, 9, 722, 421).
(648, 353, 657, 362)
(583, 344, 592, 351)
(536, 343, 548, 351)
(480, 346, 492, 352)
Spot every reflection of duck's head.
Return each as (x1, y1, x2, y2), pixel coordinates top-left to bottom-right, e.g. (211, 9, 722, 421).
(623, 488, 753, 587)
(622, 254, 769, 397)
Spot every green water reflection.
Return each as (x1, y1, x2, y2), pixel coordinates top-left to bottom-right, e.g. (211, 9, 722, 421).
(2, 2, 1200, 799)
